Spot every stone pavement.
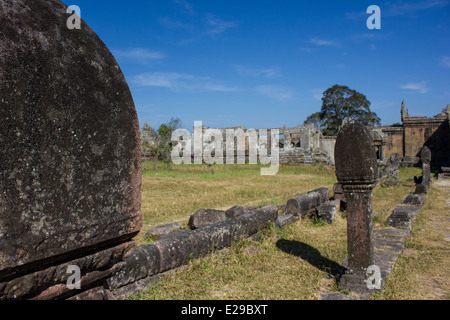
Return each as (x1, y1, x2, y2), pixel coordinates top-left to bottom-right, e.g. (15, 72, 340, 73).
(320, 178, 450, 300)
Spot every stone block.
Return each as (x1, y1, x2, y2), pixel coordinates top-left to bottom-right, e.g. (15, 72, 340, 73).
(276, 214, 300, 228)
(316, 205, 337, 224)
(150, 206, 278, 275)
(144, 223, 183, 241)
(387, 206, 420, 229)
(414, 184, 428, 194)
(225, 206, 246, 219)
(401, 194, 426, 207)
(188, 209, 226, 229)
(285, 188, 330, 216)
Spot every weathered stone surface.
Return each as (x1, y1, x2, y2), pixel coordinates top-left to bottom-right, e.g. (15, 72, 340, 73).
(323, 227, 409, 299)
(188, 209, 226, 229)
(67, 286, 111, 300)
(401, 194, 426, 207)
(225, 205, 246, 219)
(440, 167, 450, 179)
(0, 0, 142, 283)
(106, 244, 161, 290)
(276, 214, 300, 228)
(151, 206, 277, 275)
(285, 188, 330, 216)
(333, 183, 344, 200)
(143, 223, 183, 241)
(335, 121, 378, 185)
(0, 241, 135, 300)
(335, 121, 378, 294)
(421, 146, 432, 165)
(316, 205, 337, 224)
(387, 206, 420, 229)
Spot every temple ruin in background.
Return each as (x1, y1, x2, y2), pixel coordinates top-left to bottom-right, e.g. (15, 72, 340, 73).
(141, 101, 450, 171)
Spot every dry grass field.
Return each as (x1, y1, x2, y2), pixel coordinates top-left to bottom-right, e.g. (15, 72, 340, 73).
(127, 163, 448, 300)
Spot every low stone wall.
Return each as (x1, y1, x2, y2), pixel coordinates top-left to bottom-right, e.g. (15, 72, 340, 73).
(103, 188, 332, 299)
(105, 206, 278, 298)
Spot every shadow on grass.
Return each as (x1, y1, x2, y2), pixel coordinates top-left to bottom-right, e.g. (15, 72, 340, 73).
(276, 239, 345, 277)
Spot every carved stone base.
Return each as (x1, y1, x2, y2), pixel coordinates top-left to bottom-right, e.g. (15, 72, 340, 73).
(339, 271, 384, 295)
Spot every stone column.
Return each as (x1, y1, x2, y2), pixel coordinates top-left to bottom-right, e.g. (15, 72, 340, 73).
(284, 130, 292, 150)
(421, 146, 431, 186)
(334, 121, 378, 294)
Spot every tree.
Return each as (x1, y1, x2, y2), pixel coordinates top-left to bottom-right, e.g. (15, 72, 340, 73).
(304, 85, 381, 136)
(155, 117, 182, 161)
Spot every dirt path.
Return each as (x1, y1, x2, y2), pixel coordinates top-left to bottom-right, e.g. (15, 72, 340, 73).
(432, 179, 450, 243)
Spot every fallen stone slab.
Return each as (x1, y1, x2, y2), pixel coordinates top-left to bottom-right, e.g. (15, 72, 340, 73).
(107, 206, 278, 290)
(316, 205, 337, 224)
(225, 206, 246, 219)
(414, 184, 428, 194)
(276, 214, 300, 228)
(188, 209, 226, 229)
(285, 188, 330, 216)
(387, 206, 421, 230)
(439, 167, 450, 179)
(401, 194, 426, 207)
(143, 223, 184, 241)
(106, 244, 161, 290)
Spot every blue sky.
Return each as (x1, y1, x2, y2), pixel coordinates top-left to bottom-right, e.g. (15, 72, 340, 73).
(63, 0, 450, 130)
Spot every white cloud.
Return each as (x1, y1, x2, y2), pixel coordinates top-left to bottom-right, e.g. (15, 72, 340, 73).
(173, 0, 195, 15)
(401, 81, 429, 94)
(307, 37, 338, 47)
(386, 0, 450, 16)
(205, 15, 238, 34)
(441, 56, 450, 68)
(134, 72, 238, 92)
(113, 48, 165, 62)
(256, 85, 293, 101)
(346, 1, 450, 19)
(235, 65, 281, 78)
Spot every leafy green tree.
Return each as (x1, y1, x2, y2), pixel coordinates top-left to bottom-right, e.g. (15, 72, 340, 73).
(156, 117, 182, 161)
(305, 85, 381, 136)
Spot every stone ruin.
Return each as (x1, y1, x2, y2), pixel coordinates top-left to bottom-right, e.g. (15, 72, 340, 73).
(322, 120, 431, 299)
(140, 123, 336, 165)
(0, 0, 142, 299)
(334, 120, 378, 294)
(0, 0, 439, 301)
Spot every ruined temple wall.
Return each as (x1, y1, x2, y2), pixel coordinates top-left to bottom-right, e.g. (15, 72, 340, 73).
(382, 128, 404, 160)
(403, 117, 447, 166)
(320, 136, 336, 165)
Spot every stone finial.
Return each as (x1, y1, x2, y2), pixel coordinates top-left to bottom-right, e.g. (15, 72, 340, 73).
(420, 146, 431, 165)
(335, 120, 378, 186)
(401, 100, 408, 121)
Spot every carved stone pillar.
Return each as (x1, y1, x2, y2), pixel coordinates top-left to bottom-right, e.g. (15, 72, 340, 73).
(335, 121, 378, 294)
